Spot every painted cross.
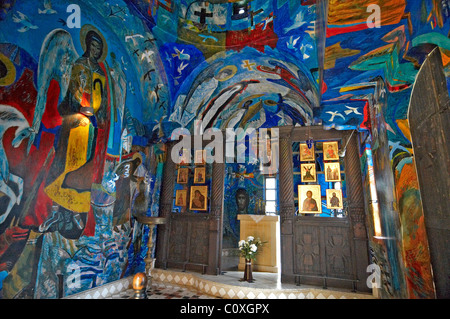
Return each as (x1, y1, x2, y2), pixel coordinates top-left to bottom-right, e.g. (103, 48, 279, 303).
(194, 7, 213, 24)
(242, 60, 256, 71)
(248, 8, 263, 27)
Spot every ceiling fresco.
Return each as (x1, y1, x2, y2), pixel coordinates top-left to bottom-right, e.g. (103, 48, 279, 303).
(133, 0, 450, 141)
(0, 0, 449, 143)
(0, 0, 448, 300)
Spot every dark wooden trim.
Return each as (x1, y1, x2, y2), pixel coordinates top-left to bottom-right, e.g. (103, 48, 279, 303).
(155, 136, 224, 275)
(279, 126, 370, 292)
(155, 143, 175, 270)
(408, 48, 450, 298)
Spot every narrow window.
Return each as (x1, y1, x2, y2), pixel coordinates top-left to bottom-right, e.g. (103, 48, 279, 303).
(265, 177, 277, 214)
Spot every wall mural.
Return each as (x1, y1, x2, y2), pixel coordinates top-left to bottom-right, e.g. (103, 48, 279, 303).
(320, 0, 449, 299)
(0, 0, 448, 298)
(0, 0, 166, 298)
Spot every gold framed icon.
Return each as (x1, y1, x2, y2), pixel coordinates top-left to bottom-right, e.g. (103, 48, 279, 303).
(177, 167, 189, 184)
(324, 162, 341, 182)
(189, 186, 208, 211)
(175, 189, 188, 207)
(300, 163, 317, 183)
(323, 141, 339, 161)
(298, 185, 322, 214)
(326, 189, 343, 209)
(300, 143, 315, 161)
(194, 167, 206, 184)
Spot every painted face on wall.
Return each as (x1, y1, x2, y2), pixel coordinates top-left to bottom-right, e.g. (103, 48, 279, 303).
(235, 188, 249, 212)
(89, 39, 103, 61)
(237, 194, 247, 210)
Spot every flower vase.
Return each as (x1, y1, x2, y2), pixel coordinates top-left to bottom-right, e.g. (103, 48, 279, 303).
(240, 258, 254, 283)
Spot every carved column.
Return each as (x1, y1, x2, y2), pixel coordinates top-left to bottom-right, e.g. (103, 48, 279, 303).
(155, 143, 175, 269)
(208, 160, 225, 275)
(345, 133, 370, 292)
(278, 126, 295, 283)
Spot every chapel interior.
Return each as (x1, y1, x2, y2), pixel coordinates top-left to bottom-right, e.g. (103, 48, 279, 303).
(0, 0, 448, 300)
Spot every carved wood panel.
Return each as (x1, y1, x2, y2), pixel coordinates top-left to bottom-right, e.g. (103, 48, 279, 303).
(294, 225, 321, 275)
(294, 219, 354, 282)
(408, 48, 450, 298)
(167, 214, 210, 270)
(281, 126, 369, 291)
(188, 219, 209, 265)
(325, 226, 353, 278)
(167, 217, 187, 263)
(156, 137, 224, 275)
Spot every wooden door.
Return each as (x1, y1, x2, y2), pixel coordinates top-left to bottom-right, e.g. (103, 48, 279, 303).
(279, 126, 370, 292)
(154, 141, 224, 275)
(408, 48, 450, 298)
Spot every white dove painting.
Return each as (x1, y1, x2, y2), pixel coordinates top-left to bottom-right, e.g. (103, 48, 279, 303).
(177, 61, 189, 75)
(326, 111, 345, 121)
(38, 0, 57, 14)
(286, 36, 300, 50)
(140, 49, 155, 64)
(284, 8, 307, 33)
(344, 105, 362, 115)
(12, 11, 38, 32)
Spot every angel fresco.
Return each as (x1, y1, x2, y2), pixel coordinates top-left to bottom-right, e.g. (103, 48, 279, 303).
(28, 25, 116, 238)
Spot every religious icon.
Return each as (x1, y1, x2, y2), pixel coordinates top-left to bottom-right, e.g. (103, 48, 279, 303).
(323, 141, 339, 161)
(28, 24, 113, 237)
(298, 185, 322, 214)
(300, 143, 315, 161)
(177, 167, 189, 184)
(175, 189, 187, 207)
(324, 162, 341, 182)
(194, 149, 206, 165)
(194, 167, 206, 184)
(326, 189, 343, 209)
(300, 164, 317, 183)
(189, 186, 208, 211)
(235, 188, 249, 214)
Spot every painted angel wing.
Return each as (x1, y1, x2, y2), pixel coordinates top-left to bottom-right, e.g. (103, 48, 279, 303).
(27, 29, 79, 153)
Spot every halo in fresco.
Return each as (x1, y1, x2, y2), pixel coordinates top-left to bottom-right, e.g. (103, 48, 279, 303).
(80, 24, 109, 63)
(214, 65, 237, 82)
(0, 52, 16, 86)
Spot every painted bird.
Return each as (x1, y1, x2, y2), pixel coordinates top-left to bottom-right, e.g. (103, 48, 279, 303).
(172, 47, 190, 60)
(344, 105, 362, 115)
(262, 15, 275, 30)
(199, 34, 218, 42)
(140, 49, 154, 64)
(300, 43, 313, 60)
(177, 61, 189, 75)
(287, 36, 300, 50)
(12, 11, 38, 32)
(38, 0, 57, 14)
(125, 34, 144, 46)
(284, 9, 307, 33)
(326, 111, 345, 121)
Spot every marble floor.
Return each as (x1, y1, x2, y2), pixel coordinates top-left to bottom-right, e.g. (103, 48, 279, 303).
(105, 269, 375, 300)
(110, 282, 219, 299)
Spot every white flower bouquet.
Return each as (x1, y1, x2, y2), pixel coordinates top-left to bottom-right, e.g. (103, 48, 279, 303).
(238, 236, 264, 261)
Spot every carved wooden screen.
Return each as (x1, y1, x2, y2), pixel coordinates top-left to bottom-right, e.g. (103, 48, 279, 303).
(155, 141, 224, 275)
(279, 126, 370, 292)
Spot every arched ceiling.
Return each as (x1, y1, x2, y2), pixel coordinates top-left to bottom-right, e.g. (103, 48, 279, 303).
(0, 0, 449, 145)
